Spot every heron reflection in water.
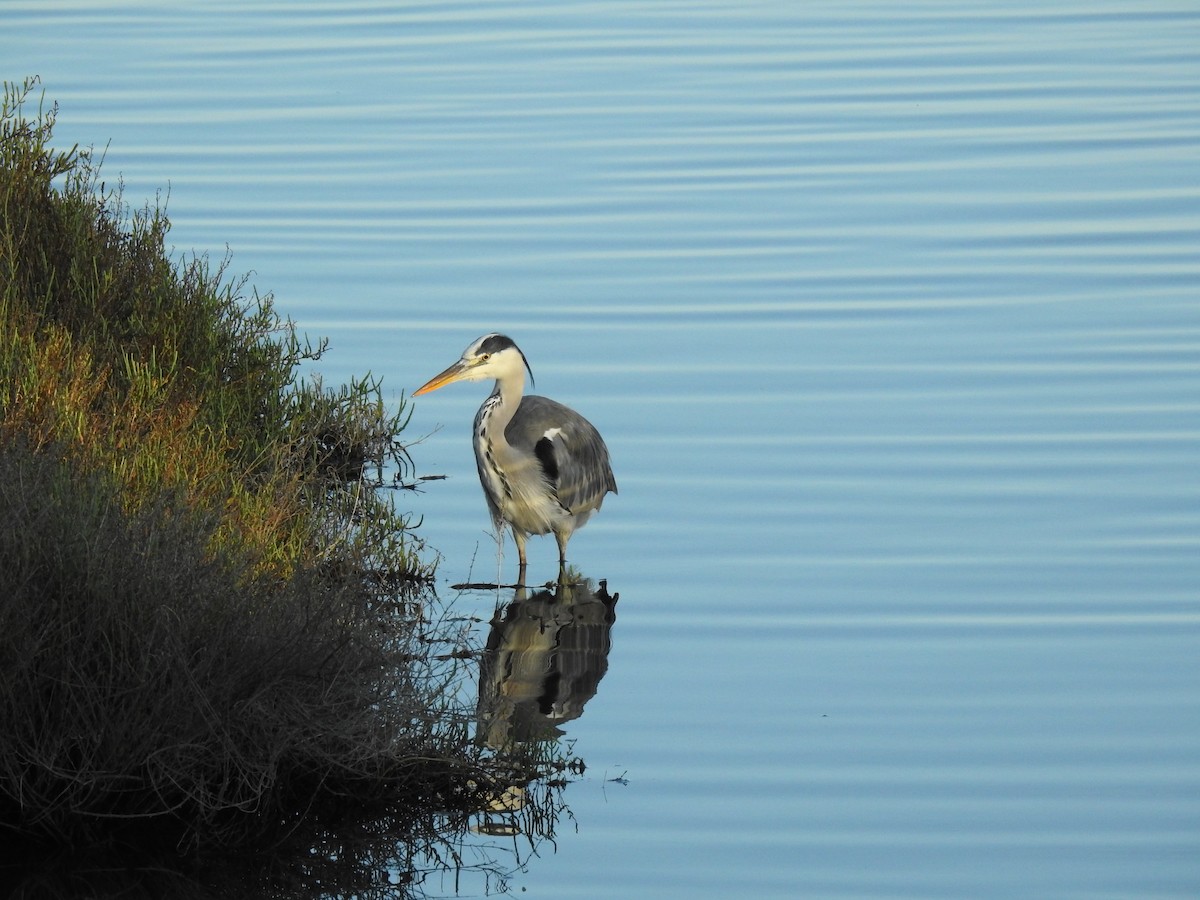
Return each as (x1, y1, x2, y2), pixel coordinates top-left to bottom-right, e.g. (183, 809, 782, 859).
(468, 576, 618, 840)
(477, 577, 619, 749)
(414, 334, 617, 580)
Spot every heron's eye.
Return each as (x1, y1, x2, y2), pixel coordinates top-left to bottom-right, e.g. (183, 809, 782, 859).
(479, 353, 490, 362)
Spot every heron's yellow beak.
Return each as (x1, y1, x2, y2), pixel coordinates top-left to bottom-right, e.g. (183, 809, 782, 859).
(413, 359, 472, 396)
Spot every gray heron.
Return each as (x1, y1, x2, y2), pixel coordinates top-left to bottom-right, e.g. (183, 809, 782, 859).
(414, 333, 617, 576)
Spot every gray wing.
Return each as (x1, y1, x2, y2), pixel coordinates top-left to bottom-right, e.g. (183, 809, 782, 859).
(508, 395, 617, 514)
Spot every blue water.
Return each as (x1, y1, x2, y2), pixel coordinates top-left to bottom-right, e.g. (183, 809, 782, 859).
(8, 2, 1200, 896)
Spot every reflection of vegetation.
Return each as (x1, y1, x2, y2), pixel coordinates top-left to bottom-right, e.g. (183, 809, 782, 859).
(0, 78, 577, 897)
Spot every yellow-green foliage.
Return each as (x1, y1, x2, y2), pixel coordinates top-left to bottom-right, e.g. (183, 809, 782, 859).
(0, 82, 572, 885)
(0, 77, 428, 581)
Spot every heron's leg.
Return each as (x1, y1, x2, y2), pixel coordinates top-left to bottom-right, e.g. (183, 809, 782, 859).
(554, 530, 569, 569)
(513, 530, 528, 575)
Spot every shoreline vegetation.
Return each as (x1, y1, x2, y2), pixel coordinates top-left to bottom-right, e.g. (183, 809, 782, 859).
(0, 78, 568, 897)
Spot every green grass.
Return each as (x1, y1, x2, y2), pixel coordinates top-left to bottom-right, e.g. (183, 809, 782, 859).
(0, 76, 426, 581)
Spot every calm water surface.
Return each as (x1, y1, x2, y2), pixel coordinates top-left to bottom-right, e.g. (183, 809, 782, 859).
(8, 2, 1200, 897)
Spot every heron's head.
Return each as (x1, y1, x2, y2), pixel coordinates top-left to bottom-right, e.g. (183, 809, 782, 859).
(414, 333, 535, 396)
